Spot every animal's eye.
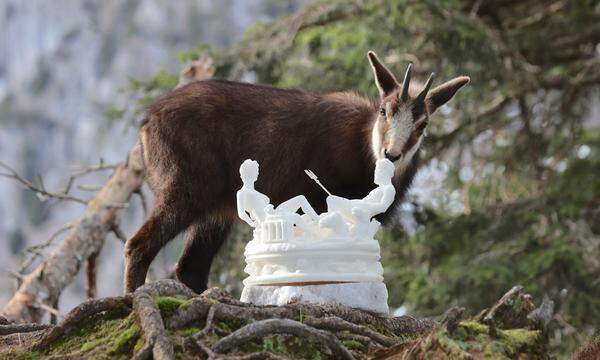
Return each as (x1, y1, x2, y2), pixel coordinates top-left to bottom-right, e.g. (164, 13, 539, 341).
(379, 108, 386, 117)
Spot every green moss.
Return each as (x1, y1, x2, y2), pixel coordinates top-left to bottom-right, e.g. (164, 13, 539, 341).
(109, 323, 141, 354)
(178, 327, 200, 337)
(233, 333, 327, 359)
(214, 318, 250, 334)
(260, 335, 325, 360)
(435, 333, 472, 359)
(501, 328, 541, 353)
(168, 333, 186, 356)
(200, 332, 220, 347)
(43, 308, 139, 359)
(80, 338, 104, 353)
(445, 321, 542, 358)
(49, 315, 121, 356)
(342, 339, 366, 352)
(483, 342, 512, 360)
(133, 337, 146, 354)
(454, 321, 488, 341)
(153, 296, 187, 319)
(0, 350, 42, 360)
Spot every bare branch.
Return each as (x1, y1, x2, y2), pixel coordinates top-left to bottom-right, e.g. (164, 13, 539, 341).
(1, 145, 145, 323)
(86, 253, 99, 299)
(111, 223, 128, 244)
(76, 184, 104, 192)
(134, 189, 148, 217)
(0, 161, 87, 204)
(16, 223, 73, 277)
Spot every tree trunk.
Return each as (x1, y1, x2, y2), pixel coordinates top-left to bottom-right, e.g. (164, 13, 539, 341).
(1, 146, 144, 323)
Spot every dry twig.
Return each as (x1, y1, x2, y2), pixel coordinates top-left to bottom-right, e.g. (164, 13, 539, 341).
(0, 162, 87, 204)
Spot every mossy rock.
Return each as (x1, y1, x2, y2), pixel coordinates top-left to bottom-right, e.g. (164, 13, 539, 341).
(429, 321, 544, 359)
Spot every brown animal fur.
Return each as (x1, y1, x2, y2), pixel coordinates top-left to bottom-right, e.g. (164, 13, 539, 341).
(124, 52, 469, 293)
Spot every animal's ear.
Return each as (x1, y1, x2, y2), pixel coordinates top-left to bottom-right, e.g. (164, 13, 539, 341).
(367, 51, 398, 97)
(426, 76, 470, 114)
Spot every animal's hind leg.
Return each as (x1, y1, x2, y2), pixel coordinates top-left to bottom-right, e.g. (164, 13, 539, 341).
(176, 218, 233, 293)
(124, 194, 194, 293)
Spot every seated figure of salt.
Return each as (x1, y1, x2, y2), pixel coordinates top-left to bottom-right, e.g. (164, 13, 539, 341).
(237, 158, 395, 314)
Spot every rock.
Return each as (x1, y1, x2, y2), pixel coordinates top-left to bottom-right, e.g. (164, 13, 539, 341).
(240, 282, 389, 314)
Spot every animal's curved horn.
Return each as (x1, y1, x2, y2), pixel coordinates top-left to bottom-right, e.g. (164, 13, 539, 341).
(416, 72, 435, 103)
(399, 63, 412, 102)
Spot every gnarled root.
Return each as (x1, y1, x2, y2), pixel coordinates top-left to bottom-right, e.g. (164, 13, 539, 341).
(213, 319, 355, 360)
(3, 281, 438, 359)
(130, 279, 196, 360)
(0, 323, 51, 335)
(169, 288, 435, 337)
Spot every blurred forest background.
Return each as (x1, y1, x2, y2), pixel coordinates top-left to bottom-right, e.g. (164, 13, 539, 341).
(0, 0, 598, 356)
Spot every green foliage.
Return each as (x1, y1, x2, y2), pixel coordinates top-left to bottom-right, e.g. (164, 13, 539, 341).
(381, 131, 600, 355)
(103, 107, 126, 124)
(176, 42, 212, 63)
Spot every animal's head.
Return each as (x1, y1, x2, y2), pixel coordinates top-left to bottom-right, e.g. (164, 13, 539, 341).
(367, 51, 469, 168)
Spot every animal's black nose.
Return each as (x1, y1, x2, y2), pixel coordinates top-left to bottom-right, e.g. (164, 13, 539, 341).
(384, 149, 402, 163)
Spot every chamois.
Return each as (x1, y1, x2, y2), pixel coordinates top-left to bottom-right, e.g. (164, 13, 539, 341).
(124, 51, 470, 293)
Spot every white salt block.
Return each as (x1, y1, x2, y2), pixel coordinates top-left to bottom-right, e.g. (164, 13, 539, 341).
(240, 282, 389, 315)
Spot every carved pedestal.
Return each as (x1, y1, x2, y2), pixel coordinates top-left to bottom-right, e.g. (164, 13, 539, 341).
(241, 282, 389, 314)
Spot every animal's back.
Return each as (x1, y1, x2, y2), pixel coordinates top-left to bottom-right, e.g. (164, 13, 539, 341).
(140, 79, 376, 213)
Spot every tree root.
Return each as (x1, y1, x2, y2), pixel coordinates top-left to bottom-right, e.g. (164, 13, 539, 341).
(571, 336, 600, 360)
(212, 319, 355, 360)
(169, 289, 435, 337)
(0, 315, 11, 325)
(0, 323, 52, 335)
(303, 316, 395, 347)
(131, 279, 196, 360)
(6, 281, 523, 359)
(228, 351, 289, 360)
(183, 304, 218, 358)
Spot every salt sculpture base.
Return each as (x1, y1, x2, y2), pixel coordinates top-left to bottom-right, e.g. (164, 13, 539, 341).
(240, 282, 389, 314)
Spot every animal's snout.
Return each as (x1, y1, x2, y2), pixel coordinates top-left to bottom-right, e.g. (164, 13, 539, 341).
(384, 149, 402, 163)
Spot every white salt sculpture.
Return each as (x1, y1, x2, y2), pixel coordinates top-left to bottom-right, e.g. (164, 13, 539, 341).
(237, 158, 395, 314)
